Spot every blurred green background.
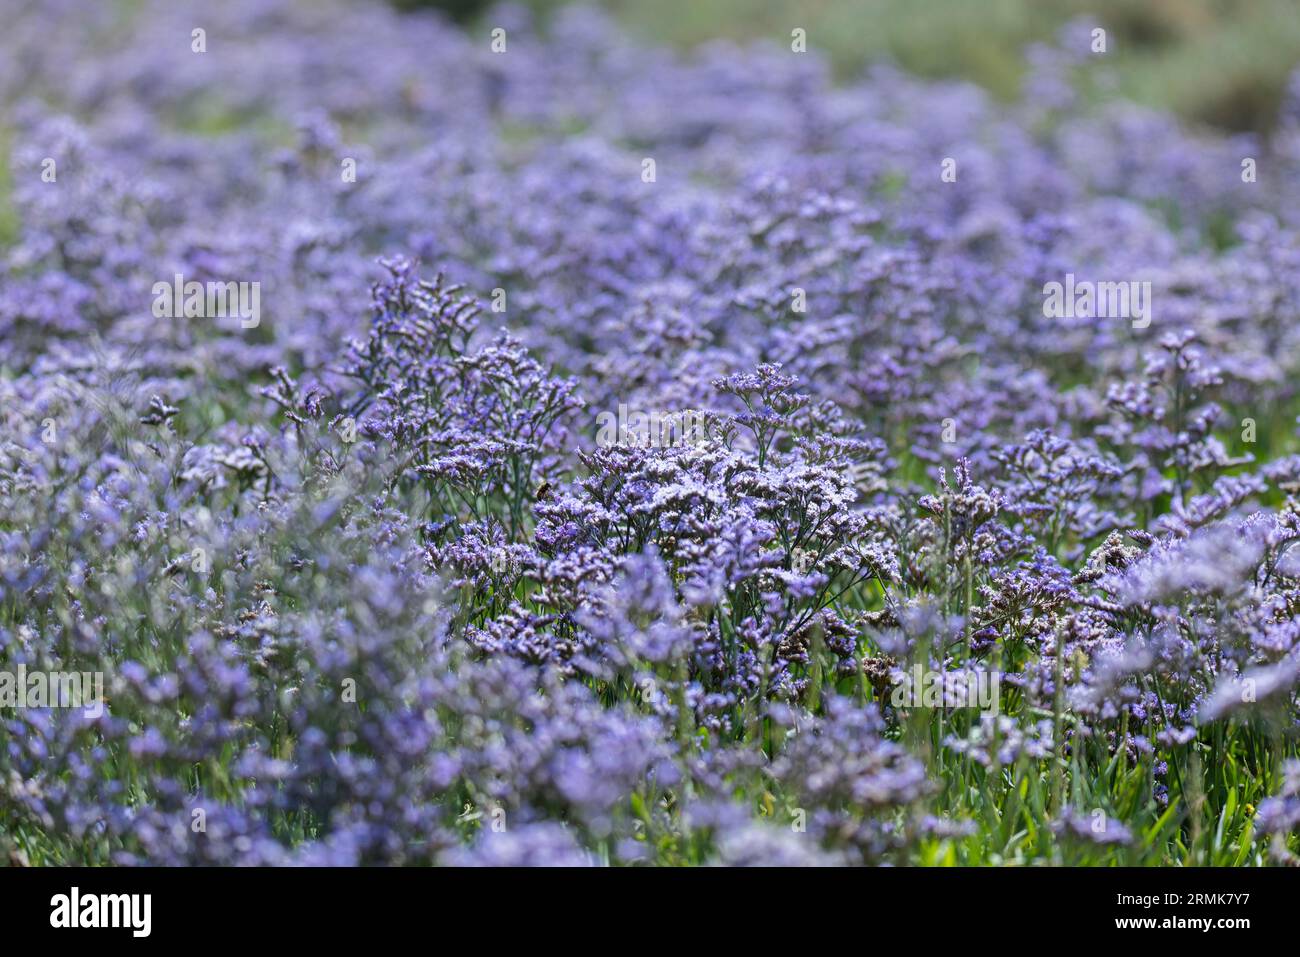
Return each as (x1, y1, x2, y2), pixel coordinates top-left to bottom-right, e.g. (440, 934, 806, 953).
(400, 0, 1300, 132)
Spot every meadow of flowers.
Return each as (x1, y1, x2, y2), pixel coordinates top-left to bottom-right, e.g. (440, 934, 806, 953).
(2, 0, 1300, 867)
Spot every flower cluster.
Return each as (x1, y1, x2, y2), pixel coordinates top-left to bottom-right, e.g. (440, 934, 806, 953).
(2, 0, 1299, 866)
